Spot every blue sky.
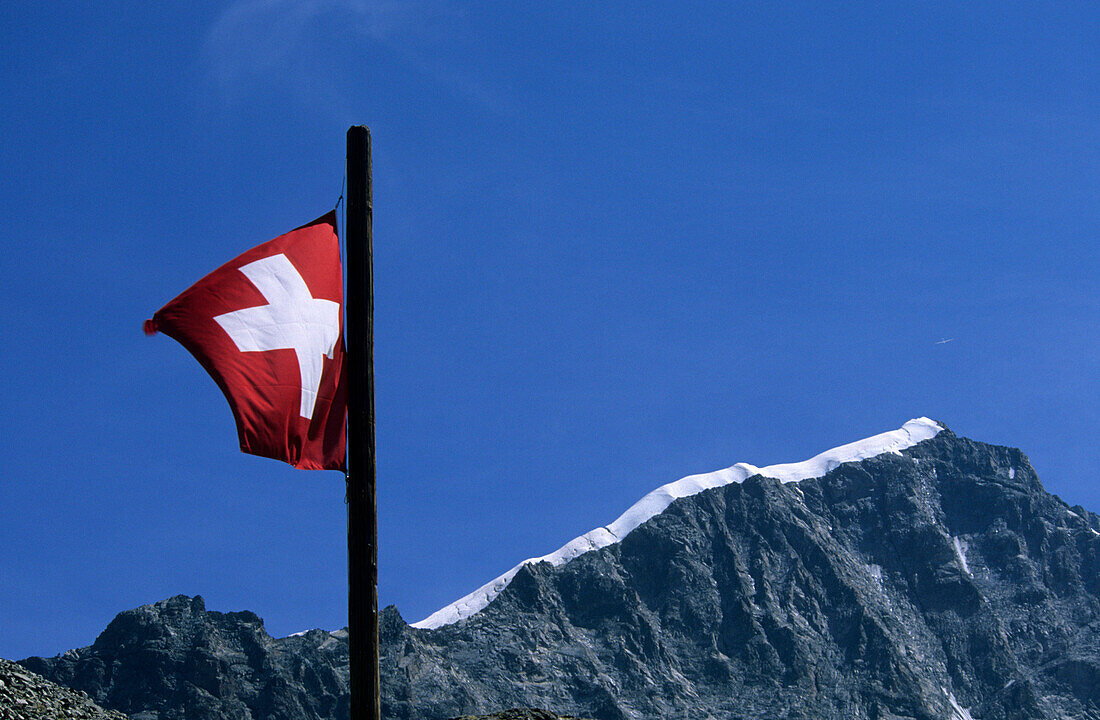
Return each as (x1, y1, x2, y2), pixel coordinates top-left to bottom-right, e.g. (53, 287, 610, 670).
(2, 1, 1097, 660)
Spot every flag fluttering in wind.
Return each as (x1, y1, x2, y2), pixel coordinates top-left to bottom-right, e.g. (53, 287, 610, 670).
(145, 212, 347, 470)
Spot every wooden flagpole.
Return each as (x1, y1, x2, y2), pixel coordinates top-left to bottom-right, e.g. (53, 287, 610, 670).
(345, 125, 380, 720)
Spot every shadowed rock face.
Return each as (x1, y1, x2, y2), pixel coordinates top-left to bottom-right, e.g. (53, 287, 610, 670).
(22, 428, 1100, 719)
(20, 596, 349, 720)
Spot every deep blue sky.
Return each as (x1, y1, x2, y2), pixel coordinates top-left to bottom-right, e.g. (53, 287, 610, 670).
(2, 2, 1097, 660)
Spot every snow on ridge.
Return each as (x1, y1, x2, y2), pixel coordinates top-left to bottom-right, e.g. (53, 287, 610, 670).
(946, 690, 975, 720)
(953, 536, 972, 576)
(411, 417, 943, 630)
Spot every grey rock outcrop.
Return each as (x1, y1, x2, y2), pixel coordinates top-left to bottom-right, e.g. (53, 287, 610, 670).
(0, 657, 128, 720)
(19, 596, 348, 720)
(22, 426, 1100, 719)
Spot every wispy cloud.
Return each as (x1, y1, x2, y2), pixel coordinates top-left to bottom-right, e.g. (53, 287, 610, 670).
(201, 0, 415, 108)
(200, 0, 511, 115)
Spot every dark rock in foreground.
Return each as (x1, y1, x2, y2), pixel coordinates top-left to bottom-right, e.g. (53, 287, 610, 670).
(22, 426, 1100, 719)
(0, 657, 128, 720)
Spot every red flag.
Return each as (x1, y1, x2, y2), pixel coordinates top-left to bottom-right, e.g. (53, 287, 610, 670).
(146, 213, 347, 471)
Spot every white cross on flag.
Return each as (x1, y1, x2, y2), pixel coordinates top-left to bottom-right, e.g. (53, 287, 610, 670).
(146, 213, 347, 470)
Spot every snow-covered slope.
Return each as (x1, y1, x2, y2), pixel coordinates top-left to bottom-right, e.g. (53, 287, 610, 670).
(412, 417, 943, 629)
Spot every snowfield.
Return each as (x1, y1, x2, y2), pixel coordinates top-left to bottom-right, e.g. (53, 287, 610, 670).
(412, 417, 943, 629)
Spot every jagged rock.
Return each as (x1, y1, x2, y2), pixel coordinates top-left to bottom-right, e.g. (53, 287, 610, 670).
(21, 426, 1100, 719)
(19, 596, 348, 720)
(0, 657, 128, 720)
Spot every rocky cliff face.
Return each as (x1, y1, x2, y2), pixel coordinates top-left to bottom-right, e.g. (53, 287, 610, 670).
(19, 597, 348, 720)
(22, 426, 1100, 719)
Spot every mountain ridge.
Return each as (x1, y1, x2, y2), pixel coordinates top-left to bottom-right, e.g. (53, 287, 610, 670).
(413, 417, 943, 629)
(22, 422, 1100, 719)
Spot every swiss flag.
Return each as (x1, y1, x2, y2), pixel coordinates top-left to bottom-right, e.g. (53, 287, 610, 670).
(146, 213, 347, 471)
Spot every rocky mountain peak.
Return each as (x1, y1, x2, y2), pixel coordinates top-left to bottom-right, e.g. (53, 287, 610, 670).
(21, 423, 1100, 719)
